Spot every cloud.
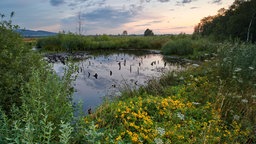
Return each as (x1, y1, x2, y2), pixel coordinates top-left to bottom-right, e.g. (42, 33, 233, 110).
(129, 4, 143, 15)
(50, 0, 65, 6)
(176, 0, 194, 6)
(67, 0, 105, 9)
(158, 0, 170, 2)
(61, 7, 136, 33)
(82, 7, 133, 26)
(135, 23, 151, 27)
(211, 0, 222, 4)
(135, 20, 162, 27)
(181, 0, 192, 4)
(190, 6, 198, 9)
(171, 26, 188, 29)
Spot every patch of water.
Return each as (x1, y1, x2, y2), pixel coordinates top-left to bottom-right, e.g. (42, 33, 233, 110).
(52, 50, 184, 113)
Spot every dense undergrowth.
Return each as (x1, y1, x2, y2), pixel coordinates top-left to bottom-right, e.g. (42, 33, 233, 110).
(36, 33, 172, 52)
(83, 42, 256, 143)
(1, 16, 256, 143)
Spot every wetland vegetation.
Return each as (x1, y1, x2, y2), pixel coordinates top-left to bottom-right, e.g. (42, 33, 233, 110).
(1, 0, 256, 143)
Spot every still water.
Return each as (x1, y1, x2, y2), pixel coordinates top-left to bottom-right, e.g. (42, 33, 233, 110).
(52, 50, 183, 112)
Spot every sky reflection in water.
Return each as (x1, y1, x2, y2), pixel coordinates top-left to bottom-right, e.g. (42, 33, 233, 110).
(53, 50, 183, 112)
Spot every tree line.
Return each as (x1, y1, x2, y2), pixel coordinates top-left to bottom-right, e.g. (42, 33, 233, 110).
(194, 0, 256, 42)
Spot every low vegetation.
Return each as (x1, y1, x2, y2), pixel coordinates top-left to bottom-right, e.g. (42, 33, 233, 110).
(82, 42, 255, 143)
(36, 33, 172, 52)
(1, 1, 256, 142)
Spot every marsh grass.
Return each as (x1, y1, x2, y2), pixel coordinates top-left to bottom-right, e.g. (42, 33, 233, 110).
(36, 34, 173, 52)
(1, 16, 255, 143)
(162, 38, 194, 55)
(162, 38, 218, 60)
(82, 42, 256, 143)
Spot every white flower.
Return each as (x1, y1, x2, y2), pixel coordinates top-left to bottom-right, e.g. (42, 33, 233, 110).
(177, 112, 185, 120)
(232, 96, 242, 98)
(156, 127, 165, 136)
(154, 138, 163, 144)
(233, 115, 240, 121)
(192, 102, 201, 105)
(179, 76, 184, 80)
(237, 78, 243, 83)
(173, 72, 177, 77)
(212, 53, 217, 56)
(234, 68, 242, 72)
(241, 99, 248, 103)
(192, 64, 200, 67)
(249, 66, 254, 70)
(251, 95, 256, 98)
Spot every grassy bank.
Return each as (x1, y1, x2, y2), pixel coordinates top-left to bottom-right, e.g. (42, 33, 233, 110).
(1, 17, 255, 143)
(36, 33, 173, 52)
(37, 33, 220, 62)
(82, 42, 256, 143)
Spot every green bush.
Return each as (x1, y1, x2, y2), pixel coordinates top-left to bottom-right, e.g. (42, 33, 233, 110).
(36, 34, 172, 52)
(218, 42, 256, 87)
(162, 38, 194, 55)
(0, 17, 43, 114)
(0, 67, 75, 143)
(0, 14, 85, 143)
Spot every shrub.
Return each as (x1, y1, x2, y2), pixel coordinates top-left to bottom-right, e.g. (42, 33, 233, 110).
(218, 42, 256, 87)
(162, 38, 194, 56)
(0, 15, 43, 114)
(0, 14, 80, 143)
(217, 42, 256, 131)
(36, 34, 172, 52)
(0, 67, 75, 143)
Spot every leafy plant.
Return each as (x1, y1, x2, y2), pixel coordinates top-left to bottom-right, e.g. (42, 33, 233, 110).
(162, 38, 194, 56)
(0, 13, 44, 114)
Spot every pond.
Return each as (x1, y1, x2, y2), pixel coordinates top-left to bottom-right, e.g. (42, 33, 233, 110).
(49, 50, 185, 113)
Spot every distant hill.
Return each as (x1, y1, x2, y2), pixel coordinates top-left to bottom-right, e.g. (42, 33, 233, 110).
(15, 29, 57, 37)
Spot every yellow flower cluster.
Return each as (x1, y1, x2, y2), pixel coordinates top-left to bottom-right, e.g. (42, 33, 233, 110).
(114, 97, 157, 143)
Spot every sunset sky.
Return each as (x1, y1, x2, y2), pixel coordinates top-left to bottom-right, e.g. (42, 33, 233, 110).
(1, 0, 234, 35)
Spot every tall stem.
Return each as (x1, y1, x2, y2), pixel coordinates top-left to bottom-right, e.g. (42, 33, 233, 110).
(247, 12, 256, 42)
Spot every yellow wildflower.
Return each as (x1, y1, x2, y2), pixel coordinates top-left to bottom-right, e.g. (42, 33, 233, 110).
(131, 133, 139, 142)
(115, 135, 122, 141)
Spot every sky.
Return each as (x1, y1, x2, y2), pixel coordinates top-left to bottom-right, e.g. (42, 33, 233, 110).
(1, 0, 234, 35)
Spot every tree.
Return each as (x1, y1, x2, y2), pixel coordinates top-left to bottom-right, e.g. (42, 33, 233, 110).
(122, 30, 128, 36)
(144, 28, 154, 36)
(194, 0, 256, 42)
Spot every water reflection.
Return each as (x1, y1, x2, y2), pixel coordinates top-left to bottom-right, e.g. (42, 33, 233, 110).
(52, 50, 184, 112)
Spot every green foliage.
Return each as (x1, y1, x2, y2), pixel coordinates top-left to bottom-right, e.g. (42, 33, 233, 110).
(144, 28, 154, 36)
(0, 13, 43, 114)
(162, 38, 194, 55)
(36, 33, 172, 52)
(0, 66, 76, 143)
(84, 73, 250, 143)
(218, 42, 256, 87)
(194, 0, 256, 42)
(83, 121, 104, 144)
(82, 41, 255, 143)
(162, 37, 218, 60)
(0, 13, 83, 143)
(217, 42, 256, 129)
